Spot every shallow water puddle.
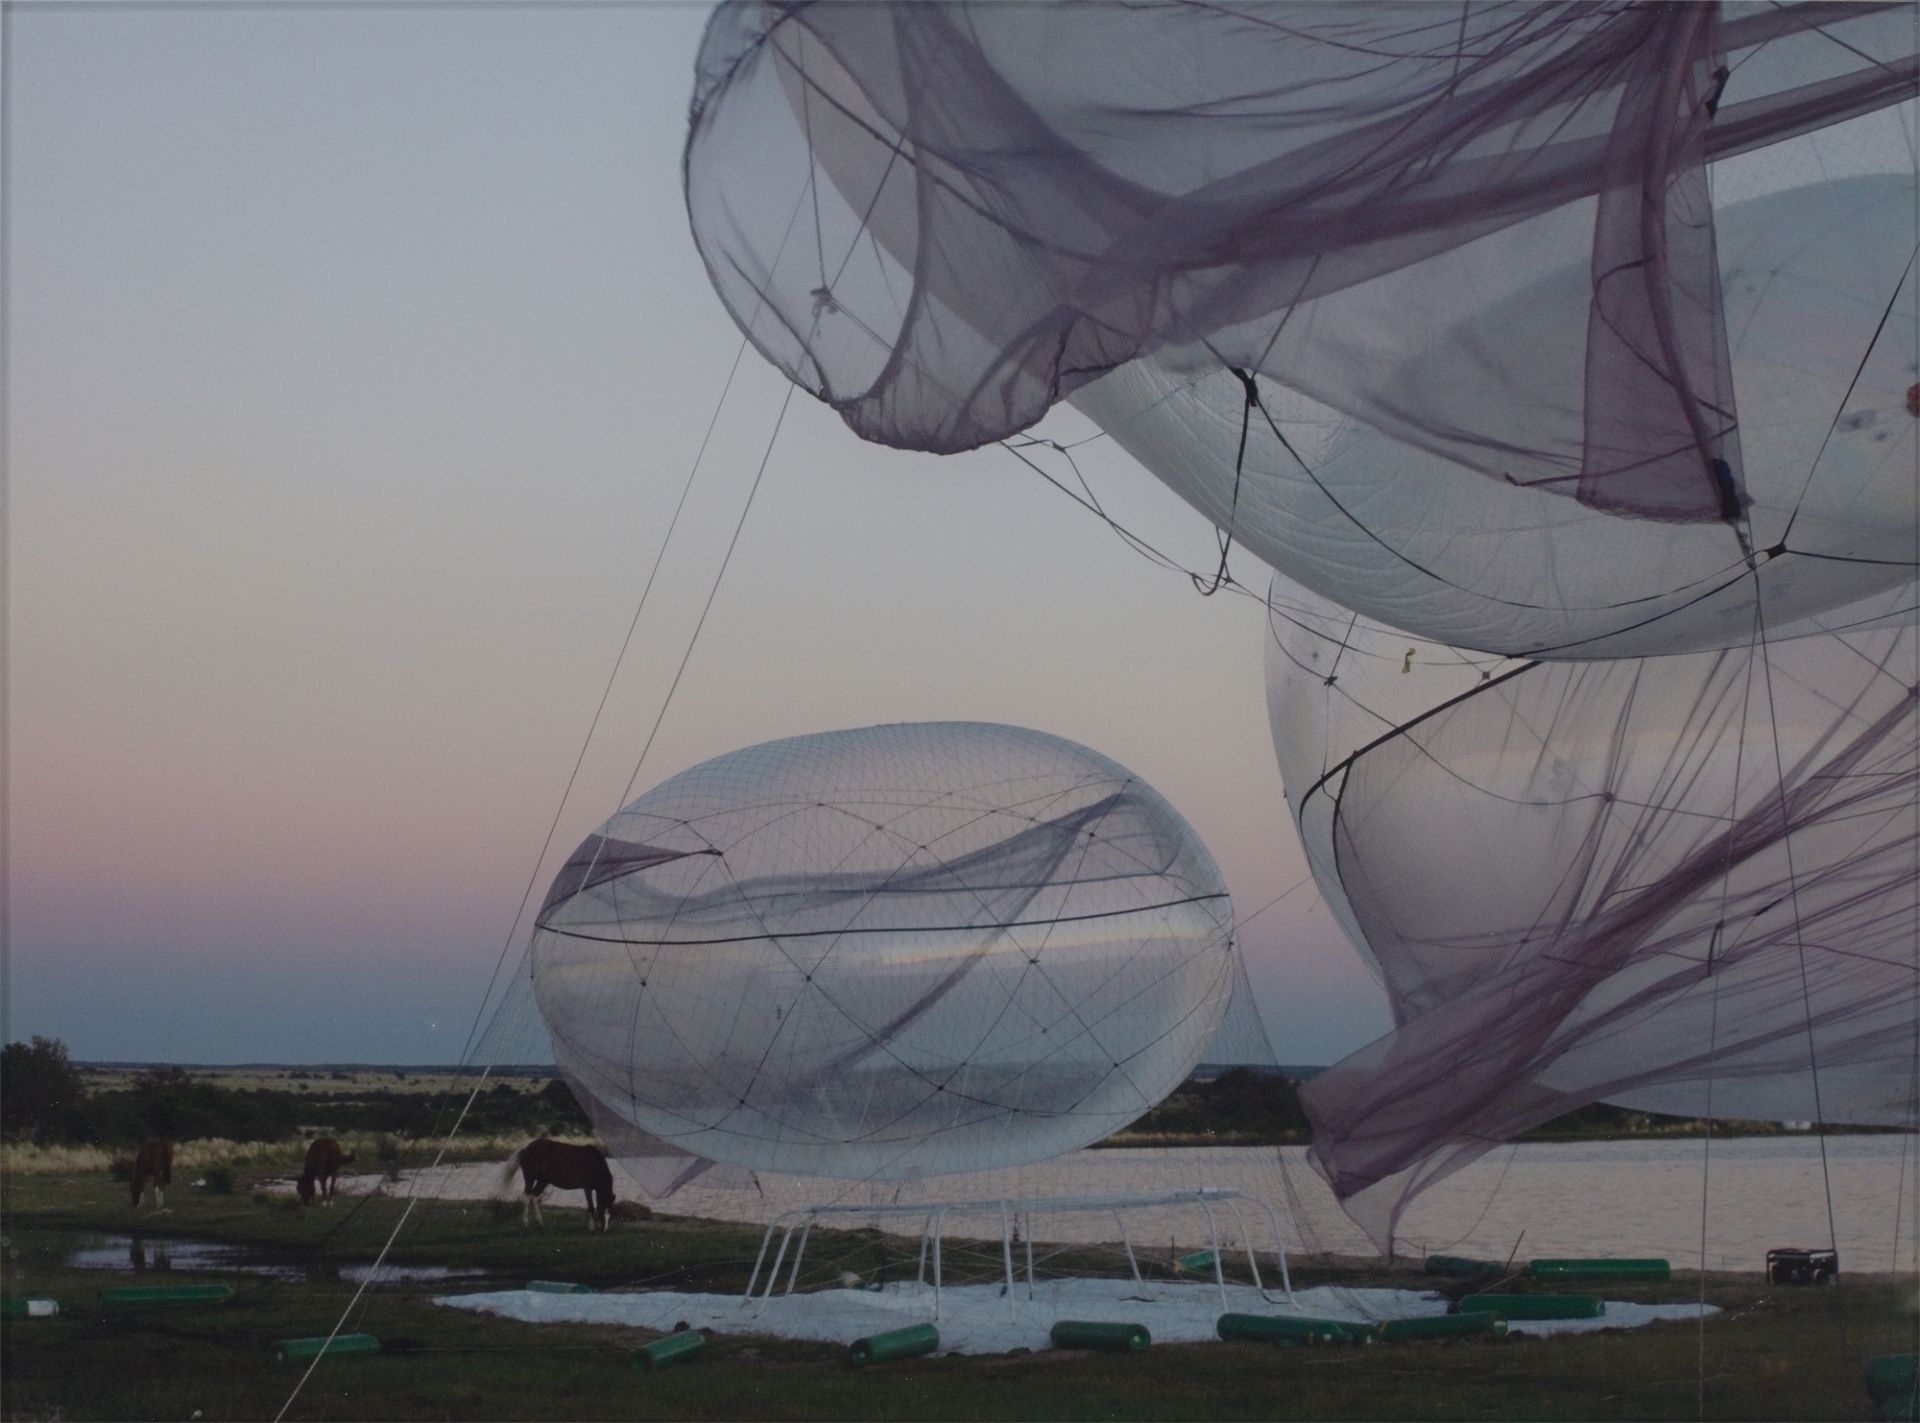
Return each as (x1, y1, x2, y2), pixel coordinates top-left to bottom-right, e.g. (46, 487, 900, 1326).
(57, 1233, 483, 1285)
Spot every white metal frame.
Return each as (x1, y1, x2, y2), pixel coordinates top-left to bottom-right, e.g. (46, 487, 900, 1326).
(743, 1188, 1292, 1317)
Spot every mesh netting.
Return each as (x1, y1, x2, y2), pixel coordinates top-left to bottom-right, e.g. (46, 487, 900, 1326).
(531, 722, 1238, 1188)
(1072, 160, 1917, 658)
(1267, 579, 1920, 1249)
(685, 1, 1916, 659)
(680, 2, 1919, 1257)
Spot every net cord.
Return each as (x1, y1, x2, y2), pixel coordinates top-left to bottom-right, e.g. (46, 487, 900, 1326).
(273, 169, 819, 1422)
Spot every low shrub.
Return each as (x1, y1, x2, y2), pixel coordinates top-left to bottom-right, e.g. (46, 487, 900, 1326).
(176, 1137, 265, 1170)
(375, 1133, 405, 1182)
(0, 1142, 116, 1175)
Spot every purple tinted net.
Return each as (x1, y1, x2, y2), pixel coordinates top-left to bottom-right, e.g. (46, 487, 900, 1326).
(1268, 583, 1920, 1252)
(536, 834, 710, 923)
(683, 1, 1919, 1250)
(686, 2, 1914, 522)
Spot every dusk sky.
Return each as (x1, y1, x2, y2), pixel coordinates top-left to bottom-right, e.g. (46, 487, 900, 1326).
(6, 2, 1392, 1066)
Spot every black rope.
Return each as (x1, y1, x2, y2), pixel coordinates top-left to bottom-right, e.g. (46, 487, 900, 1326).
(1192, 368, 1261, 597)
(1748, 592, 1855, 1393)
(999, 437, 1213, 584)
(539, 891, 1229, 948)
(1696, 602, 1762, 1419)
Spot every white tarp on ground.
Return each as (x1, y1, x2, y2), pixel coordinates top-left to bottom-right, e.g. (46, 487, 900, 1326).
(435, 1279, 1713, 1356)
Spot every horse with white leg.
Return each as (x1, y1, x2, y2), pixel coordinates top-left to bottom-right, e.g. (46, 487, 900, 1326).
(498, 1138, 615, 1232)
(130, 1138, 173, 1212)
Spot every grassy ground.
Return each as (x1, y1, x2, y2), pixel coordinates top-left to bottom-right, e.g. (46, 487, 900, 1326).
(3, 1170, 1914, 1421)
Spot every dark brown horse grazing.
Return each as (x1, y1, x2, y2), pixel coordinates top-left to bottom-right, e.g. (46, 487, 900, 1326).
(297, 1137, 355, 1206)
(130, 1138, 173, 1211)
(498, 1138, 614, 1231)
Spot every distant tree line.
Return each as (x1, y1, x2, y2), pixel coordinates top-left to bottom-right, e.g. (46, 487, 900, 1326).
(1104, 1068, 1823, 1147)
(2, 1037, 91, 1144)
(0, 1036, 591, 1147)
(10, 1035, 1824, 1152)
(1107, 1066, 1314, 1145)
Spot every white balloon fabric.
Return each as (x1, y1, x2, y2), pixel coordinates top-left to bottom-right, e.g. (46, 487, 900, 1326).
(532, 723, 1236, 1181)
(1076, 166, 1918, 658)
(1266, 579, 1920, 1250)
(686, 1, 1917, 658)
(682, 0, 1920, 1253)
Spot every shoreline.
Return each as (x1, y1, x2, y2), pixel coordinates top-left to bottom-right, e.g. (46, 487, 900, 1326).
(3, 1164, 1909, 1422)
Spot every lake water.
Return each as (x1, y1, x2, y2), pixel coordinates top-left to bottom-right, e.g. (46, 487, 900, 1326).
(1356, 1134, 1919, 1271)
(379, 1133, 1920, 1272)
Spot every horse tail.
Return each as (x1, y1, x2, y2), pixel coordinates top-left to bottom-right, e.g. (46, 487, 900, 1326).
(496, 1146, 526, 1196)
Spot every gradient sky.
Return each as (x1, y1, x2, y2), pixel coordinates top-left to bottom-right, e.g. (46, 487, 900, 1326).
(6, 2, 1392, 1066)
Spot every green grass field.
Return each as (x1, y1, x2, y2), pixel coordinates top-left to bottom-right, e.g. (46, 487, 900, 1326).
(3, 1168, 1915, 1421)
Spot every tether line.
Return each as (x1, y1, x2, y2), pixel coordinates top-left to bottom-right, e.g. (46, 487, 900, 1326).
(541, 892, 1231, 947)
(275, 181, 811, 1417)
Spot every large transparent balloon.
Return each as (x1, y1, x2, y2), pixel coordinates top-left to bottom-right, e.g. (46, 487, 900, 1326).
(1265, 578, 1920, 1249)
(682, 1, 1920, 1255)
(686, 2, 1917, 657)
(532, 723, 1237, 1180)
(1075, 166, 1917, 658)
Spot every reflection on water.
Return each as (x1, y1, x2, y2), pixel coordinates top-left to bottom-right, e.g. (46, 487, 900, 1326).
(61, 1234, 483, 1285)
(65, 1235, 297, 1278)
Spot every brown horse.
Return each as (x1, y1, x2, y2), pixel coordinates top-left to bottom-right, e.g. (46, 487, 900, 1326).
(130, 1137, 173, 1211)
(297, 1137, 355, 1206)
(498, 1138, 614, 1231)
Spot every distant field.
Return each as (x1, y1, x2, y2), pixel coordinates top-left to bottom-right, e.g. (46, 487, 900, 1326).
(59, 1064, 1818, 1146)
(5, 1062, 593, 1163)
(75, 1064, 551, 1097)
